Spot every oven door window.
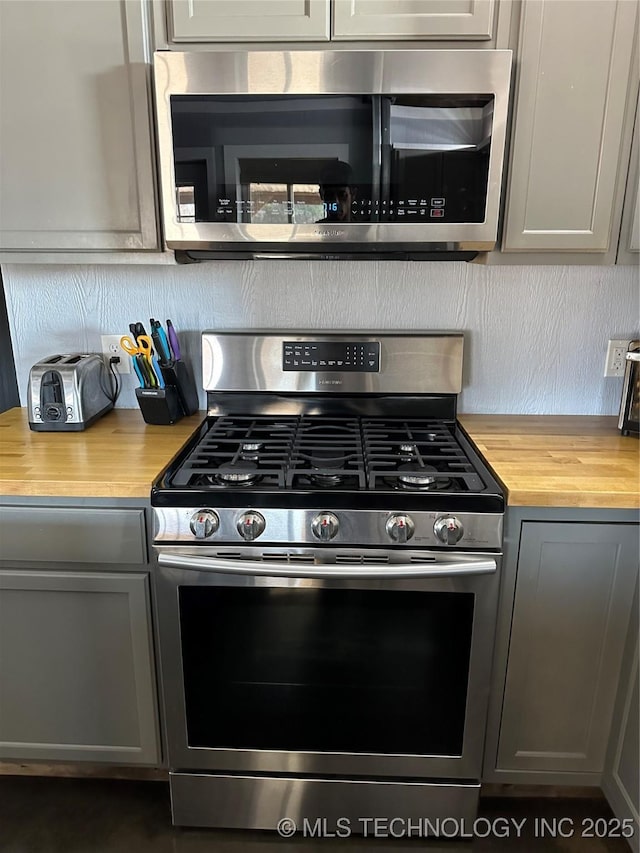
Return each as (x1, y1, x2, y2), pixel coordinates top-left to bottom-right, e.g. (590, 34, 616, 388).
(179, 587, 474, 756)
(170, 94, 493, 225)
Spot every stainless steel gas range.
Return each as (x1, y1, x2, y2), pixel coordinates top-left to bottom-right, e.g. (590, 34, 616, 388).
(152, 331, 504, 833)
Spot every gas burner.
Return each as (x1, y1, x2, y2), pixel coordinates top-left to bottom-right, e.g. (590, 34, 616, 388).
(309, 471, 346, 488)
(398, 463, 438, 487)
(213, 461, 261, 487)
(240, 442, 263, 462)
(308, 451, 348, 488)
(384, 472, 453, 492)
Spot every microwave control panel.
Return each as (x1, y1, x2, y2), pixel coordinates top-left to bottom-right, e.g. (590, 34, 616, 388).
(283, 342, 380, 372)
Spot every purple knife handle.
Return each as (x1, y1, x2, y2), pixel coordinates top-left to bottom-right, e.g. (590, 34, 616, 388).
(167, 321, 182, 361)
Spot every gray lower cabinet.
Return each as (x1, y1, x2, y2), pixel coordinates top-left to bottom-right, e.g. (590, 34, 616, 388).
(0, 500, 160, 766)
(484, 510, 639, 785)
(603, 579, 640, 851)
(0, 569, 159, 765)
(0, 0, 158, 252)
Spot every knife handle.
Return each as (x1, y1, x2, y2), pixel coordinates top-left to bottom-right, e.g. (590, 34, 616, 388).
(167, 320, 182, 361)
(158, 326, 172, 364)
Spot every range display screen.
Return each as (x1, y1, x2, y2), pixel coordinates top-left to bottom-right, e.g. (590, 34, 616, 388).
(170, 94, 493, 225)
(283, 341, 380, 372)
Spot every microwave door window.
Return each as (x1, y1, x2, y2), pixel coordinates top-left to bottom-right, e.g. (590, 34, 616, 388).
(384, 96, 493, 223)
(170, 95, 376, 224)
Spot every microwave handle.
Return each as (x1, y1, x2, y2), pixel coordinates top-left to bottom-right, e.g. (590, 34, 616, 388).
(157, 552, 497, 579)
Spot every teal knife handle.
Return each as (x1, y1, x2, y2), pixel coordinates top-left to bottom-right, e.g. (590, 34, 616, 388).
(151, 355, 165, 388)
(157, 326, 172, 363)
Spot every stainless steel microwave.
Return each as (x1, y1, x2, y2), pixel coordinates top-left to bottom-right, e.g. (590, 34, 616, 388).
(153, 50, 512, 261)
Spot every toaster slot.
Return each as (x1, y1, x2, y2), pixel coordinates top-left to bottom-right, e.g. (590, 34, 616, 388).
(40, 370, 66, 422)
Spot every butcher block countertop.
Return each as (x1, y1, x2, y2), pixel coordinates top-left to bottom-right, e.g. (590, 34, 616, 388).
(0, 408, 637, 508)
(0, 407, 202, 499)
(459, 414, 639, 509)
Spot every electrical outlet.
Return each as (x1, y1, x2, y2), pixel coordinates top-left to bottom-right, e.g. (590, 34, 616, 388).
(604, 339, 631, 378)
(100, 335, 130, 374)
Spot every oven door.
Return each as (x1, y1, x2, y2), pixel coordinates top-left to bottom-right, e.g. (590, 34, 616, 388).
(155, 548, 500, 780)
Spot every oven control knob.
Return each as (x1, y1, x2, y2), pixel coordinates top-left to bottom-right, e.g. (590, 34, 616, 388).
(190, 509, 219, 540)
(237, 512, 266, 541)
(434, 516, 464, 545)
(311, 512, 340, 542)
(386, 514, 415, 543)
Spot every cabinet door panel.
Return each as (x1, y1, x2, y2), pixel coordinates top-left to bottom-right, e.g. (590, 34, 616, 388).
(503, 0, 638, 251)
(0, 0, 158, 251)
(617, 93, 640, 264)
(169, 0, 330, 42)
(332, 0, 494, 40)
(0, 571, 159, 764)
(497, 523, 638, 773)
(0, 507, 147, 565)
(603, 580, 640, 847)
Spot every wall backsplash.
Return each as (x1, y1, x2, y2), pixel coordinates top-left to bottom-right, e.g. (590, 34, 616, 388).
(2, 261, 637, 415)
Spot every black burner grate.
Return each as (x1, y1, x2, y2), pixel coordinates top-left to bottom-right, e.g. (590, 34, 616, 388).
(362, 419, 486, 492)
(170, 416, 297, 488)
(287, 417, 366, 490)
(169, 415, 486, 493)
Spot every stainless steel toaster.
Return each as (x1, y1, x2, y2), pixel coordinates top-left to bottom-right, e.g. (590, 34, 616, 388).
(28, 354, 114, 431)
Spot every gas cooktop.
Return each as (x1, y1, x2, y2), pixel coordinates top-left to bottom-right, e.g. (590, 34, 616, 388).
(153, 412, 503, 514)
(166, 414, 488, 491)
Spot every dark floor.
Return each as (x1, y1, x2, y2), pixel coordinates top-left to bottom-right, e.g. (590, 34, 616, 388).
(0, 777, 633, 853)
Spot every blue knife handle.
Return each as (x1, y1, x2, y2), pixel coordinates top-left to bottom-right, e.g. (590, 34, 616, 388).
(151, 355, 165, 388)
(157, 326, 172, 363)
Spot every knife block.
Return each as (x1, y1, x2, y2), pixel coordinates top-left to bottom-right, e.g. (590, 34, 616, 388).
(159, 360, 199, 416)
(135, 385, 183, 425)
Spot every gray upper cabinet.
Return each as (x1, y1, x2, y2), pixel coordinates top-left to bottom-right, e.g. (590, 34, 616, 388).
(617, 96, 640, 264)
(0, 570, 159, 765)
(168, 0, 331, 42)
(0, 0, 158, 252)
(165, 0, 494, 43)
(496, 521, 639, 776)
(502, 0, 639, 253)
(332, 0, 495, 41)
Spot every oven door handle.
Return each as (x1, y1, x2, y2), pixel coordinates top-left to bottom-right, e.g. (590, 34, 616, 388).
(157, 552, 497, 578)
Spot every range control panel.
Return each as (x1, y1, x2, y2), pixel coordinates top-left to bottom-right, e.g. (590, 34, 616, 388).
(283, 341, 380, 372)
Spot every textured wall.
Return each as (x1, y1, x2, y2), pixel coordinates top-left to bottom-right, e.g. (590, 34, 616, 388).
(2, 261, 637, 414)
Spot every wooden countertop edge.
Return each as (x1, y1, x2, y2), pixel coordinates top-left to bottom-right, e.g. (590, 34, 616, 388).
(0, 482, 152, 500)
(501, 491, 639, 509)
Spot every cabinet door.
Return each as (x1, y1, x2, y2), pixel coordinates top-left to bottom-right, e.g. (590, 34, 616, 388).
(502, 0, 638, 252)
(602, 575, 639, 850)
(168, 0, 330, 42)
(332, 0, 494, 40)
(617, 94, 640, 265)
(0, 1, 158, 251)
(0, 571, 159, 764)
(497, 523, 639, 774)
